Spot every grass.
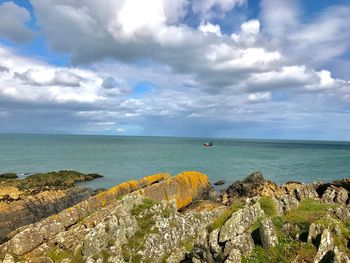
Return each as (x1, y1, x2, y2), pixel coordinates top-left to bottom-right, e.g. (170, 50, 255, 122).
(47, 247, 84, 263)
(285, 199, 334, 230)
(259, 196, 277, 217)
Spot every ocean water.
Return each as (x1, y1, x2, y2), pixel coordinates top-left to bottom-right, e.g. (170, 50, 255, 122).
(0, 134, 350, 189)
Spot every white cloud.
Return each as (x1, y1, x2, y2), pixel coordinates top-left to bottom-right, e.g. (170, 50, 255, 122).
(199, 22, 222, 36)
(0, 2, 35, 42)
(248, 92, 271, 102)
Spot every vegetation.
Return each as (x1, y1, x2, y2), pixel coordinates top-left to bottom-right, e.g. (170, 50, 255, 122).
(47, 247, 84, 263)
(259, 196, 277, 217)
(0, 173, 17, 179)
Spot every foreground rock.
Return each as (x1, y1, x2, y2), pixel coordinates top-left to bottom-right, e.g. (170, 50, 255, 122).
(1, 170, 350, 262)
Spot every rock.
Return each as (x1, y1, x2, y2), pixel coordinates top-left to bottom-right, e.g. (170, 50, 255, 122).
(8, 227, 43, 256)
(208, 229, 222, 256)
(334, 246, 350, 263)
(166, 247, 187, 263)
(224, 232, 254, 256)
(260, 218, 278, 249)
(192, 244, 215, 263)
(0, 186, 22, 201)
(219, 202, 265, 242)
(214, 180, 225, 186)
(2, 254, 14, 263)
(225, 171, 278, 199)
(225, 248, 242, 263)
(313, 228, 334, 263)
(307, 223, 323, 244)
(282, 222, 300, 239)
(221, 192, 229, 205)
(138, 171, 210, 209)
(321, 186, 337, 203)
(0, 187, 91, 242)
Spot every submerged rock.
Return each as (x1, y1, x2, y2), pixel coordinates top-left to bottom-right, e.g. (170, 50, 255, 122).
(214, 180, 225, 186)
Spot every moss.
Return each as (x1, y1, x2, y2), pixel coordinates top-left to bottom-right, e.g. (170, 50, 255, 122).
(207, 200, 244, 232)
(259, 196, 277, 217)
(285, 199, 334, 230)
(181, 239, 194, 252)
(131, 198, 157, 216)
(47, 247, 84, 263)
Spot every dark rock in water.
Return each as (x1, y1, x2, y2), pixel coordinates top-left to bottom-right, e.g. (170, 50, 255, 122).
(214, 180, 225, 185)
(225, 171, 277, 198)
(0, 173, 18, 179)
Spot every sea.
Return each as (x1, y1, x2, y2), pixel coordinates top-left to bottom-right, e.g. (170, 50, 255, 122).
(0, 134, 349, 189)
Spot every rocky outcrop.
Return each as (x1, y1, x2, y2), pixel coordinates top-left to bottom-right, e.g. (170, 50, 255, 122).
(225, 171, 278, 200)
(0, 171, 210, 260)
(0, 187, 92, 243)
(314, 228, 334, 263)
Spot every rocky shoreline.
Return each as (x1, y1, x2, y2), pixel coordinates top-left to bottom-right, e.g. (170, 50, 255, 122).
(1, 170, 350, 262)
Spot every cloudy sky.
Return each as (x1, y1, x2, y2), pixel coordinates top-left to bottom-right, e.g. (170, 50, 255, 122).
(0, 0, 350, 140)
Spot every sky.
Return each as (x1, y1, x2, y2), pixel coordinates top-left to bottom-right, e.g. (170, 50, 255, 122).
(0, 0, 350, 140)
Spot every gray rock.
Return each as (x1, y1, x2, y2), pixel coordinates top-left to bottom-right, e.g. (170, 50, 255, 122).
(321, 186, 337, 204)
(224, 232, 254, 256)
(192, 244, 215, 263)
(307, 223, 323, 244)
(313, 228, 334, 263)
(9, 227, 43, 256)
(166, 247, 187, 263)
(224, 248, 242, 263)
(208, 228, 222, 256)
(219, 203, 264, 243)
(260, 218, 278, 249)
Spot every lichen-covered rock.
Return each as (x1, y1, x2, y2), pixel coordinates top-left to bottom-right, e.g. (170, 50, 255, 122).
(225, 248, 241, 263)
(260, 218, 278, 249)
(8, 227, 43, 256)
(282, 222, 301, 239)
(224, 232, 254, 257)
(208, 228, 222, 256)
(219, 202, 265, 242)
(313, 228, 334, 263)
(321, 186, 337, 203)
(138, 171, 210, 209)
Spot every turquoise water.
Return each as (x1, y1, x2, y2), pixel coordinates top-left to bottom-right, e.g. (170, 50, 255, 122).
(0, 134, 350, 189)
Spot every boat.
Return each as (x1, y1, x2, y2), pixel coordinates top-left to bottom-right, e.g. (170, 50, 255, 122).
(203, 141, 213, 147)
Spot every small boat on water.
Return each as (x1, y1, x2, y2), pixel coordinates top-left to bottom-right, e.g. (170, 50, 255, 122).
(203, 141, 213, 147)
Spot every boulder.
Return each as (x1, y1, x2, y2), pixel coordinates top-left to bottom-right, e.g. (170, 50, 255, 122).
(225, 171, 277, 199)
(8, 227, 43, 256)
(219, 202, 265, 242)
(2, 254, 14, 263)
(307, 223, 323, 244)
(259, 218, 278, 249)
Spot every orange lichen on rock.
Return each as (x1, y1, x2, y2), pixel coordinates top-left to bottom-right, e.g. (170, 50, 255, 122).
(138, 171, 210, 209)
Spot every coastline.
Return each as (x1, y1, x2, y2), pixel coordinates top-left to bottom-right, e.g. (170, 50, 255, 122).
(1, 170, 350, 262)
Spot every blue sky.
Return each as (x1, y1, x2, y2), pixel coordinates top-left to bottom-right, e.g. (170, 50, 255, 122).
(0, 0, 350, 140)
